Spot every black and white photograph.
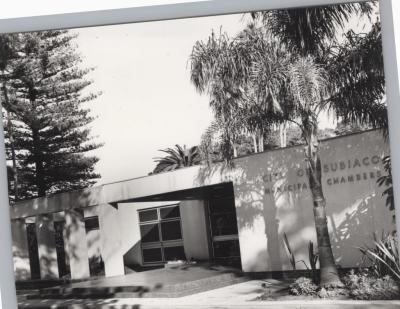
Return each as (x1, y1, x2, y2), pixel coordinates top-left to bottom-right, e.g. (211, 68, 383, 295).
(1, 0, 399, 307)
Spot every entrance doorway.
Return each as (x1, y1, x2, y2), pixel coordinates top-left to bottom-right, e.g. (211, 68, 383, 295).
(125, 182, 242, 269)
(208, 188, 241, 268)
(54, 220, 71, 278)
(26, 222, 41, 279)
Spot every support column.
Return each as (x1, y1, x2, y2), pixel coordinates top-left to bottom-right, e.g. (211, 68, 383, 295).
(36, 214, 59, 279)
(381, 0, 400, 251)
(0, 97, 17, 308)
(98, 203, 124, 277)
(64, 209, 90, 279)
(11, 219, 30, 280)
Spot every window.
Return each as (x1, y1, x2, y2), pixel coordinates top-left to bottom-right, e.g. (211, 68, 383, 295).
(138, 204, 185, 264)
(163, 245, 185, 261)
(161, 220, 182, 241)
(84, 216, 99, 232)
(142, 248, 163, 263)
(139, 209, 158, 222)
(140, 223, 160, 243)
(160, 206, 180, 219)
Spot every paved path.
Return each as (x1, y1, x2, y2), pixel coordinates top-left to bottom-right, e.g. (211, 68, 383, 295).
(18, 280, 400, 308)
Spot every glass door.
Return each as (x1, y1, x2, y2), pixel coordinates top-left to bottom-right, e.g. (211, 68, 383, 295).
(208, 196, 241, 267)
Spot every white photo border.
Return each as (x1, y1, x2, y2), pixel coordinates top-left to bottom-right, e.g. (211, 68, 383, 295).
(0, 1, 399, 308)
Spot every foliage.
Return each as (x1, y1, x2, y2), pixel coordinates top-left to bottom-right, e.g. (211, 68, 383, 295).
(308, 241, 319, 283)
(343, 270, 400, 300)
(190, 3, 386, 287)
(334, 120, 372, 136)
(283, 232, 318, 276)
(89, 256, 105, 277)
(190, 25, 288, 163)
(327, 22, 388, 135)
(289, 277, 319, 296)
(317, 286, 349, 299)
(252, 2, 374, 57)
(152, 144, 201, 174)
(0, 31, 102, 200)
(377, 156, 395, 220)
(283, 232, 297, 270)
(359, 233, 400, 280)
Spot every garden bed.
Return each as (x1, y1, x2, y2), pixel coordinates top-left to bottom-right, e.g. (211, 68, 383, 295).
(256, 270, 400, 301)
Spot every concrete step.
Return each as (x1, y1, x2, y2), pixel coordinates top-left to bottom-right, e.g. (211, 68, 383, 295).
(26, 272, 248, 299)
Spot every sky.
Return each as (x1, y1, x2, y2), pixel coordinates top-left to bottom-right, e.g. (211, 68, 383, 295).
(74, 13, 248, 184)
(73, 6, 378, 185)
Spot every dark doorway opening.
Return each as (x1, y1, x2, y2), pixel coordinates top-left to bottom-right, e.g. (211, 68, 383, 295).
(54, 220, 71, 278)
(84, 216, 105, 277)
(208, 185, 241, 268)
(26, 222, 40, 280)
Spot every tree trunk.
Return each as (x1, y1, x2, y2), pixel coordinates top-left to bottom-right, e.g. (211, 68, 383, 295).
(258, 130, 264, 152)
(32, 128, 46, 197)
(303, 119, 342, 287)
(279, 122, 287, 147)
(1, 81, 19, 201)
(252, 134, 258, 153)
(6, 111, 18, 201)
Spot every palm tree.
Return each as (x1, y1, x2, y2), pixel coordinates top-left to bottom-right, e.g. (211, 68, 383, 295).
(151, 144, 201, 174)
(190, 4, 386, 287)
(191, 25, 287, 159)
(252, 2, 374, 57)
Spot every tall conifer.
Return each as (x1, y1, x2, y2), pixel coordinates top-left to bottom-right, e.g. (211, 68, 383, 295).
(0, 30, 102, 200)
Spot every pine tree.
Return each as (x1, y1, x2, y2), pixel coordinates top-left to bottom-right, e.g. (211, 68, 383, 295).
(0, 30, 102, 201)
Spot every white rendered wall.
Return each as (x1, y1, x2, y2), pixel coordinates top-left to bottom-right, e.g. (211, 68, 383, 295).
(180, 200, 210, 261)
(232, 130, 394, 272)
(9, 130, 396, 276)
(98, 204, 125, 277)
(10, 220, 30, 281)
(83, 207, 102, 271)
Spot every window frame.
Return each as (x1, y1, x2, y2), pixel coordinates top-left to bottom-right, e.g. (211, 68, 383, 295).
(138, 204, 185, 265)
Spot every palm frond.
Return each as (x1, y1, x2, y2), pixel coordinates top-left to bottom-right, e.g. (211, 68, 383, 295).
(327, 21, 387, 135)
(253, 2, 375, 56)
(152, 144, 201, 174)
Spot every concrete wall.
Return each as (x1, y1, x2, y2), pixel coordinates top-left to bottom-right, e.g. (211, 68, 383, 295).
(83, 207, 102, 269)
(231, 131, 395, 272)
(11, 130, 395, 276)
(11, 219, 30, 280)
(179, 200, 210, 261)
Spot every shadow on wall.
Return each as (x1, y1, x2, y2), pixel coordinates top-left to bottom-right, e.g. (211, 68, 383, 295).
(196, 146, 313, 272)
(38, 245, 58, 279)
(233, 147, 313, 272)
(12, 248, 30, 280)
(196, 131, 394, 272)
(11, 184, 101, 219)
(322, 133, 395, 267)
(123, 242, 142, 269)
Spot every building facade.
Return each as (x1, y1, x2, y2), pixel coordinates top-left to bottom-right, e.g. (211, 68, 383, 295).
(10, 130, 395, 281)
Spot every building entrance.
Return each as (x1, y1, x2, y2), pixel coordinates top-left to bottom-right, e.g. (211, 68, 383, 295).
(208, 192, 241, 267)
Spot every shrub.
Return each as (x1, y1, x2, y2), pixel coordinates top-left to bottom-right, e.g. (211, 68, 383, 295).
(308, 241, 319, 283)
(343, 270, 400, 300)
(289, 277, 318, 296)
(359, 233, 400, 280)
